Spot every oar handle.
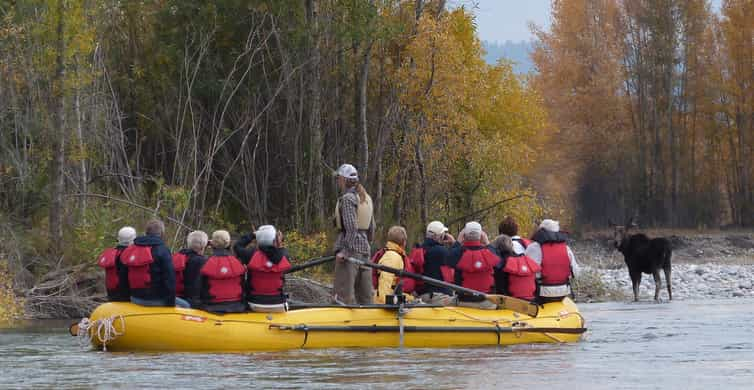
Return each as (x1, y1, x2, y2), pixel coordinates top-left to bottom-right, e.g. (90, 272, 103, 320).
(285, 256, 336, 274)
(346, 256, 487, 299)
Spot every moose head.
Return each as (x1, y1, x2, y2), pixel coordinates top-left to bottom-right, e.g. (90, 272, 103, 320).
(608, 217, 638, 249)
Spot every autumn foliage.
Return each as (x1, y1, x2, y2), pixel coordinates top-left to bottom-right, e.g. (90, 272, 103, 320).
(533, 0, 754, 228)
(0, 0, 549, 293)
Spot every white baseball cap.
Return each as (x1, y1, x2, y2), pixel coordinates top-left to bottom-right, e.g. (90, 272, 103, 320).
(336, 164, 359, 180)
(255, 225, 277, 246)
(464, 221, 483, 236)
(426, 221, 448, 235)
(117, 226, 136, 246)
(539, 219, 560, 232)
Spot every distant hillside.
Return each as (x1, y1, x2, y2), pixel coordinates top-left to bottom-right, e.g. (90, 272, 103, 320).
(483, 40, 535, 74)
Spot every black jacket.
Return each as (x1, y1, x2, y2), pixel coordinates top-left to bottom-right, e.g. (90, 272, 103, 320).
(233, 233, 256, 265)
(179, 248, 207, 308)
(110, 245, 131, 302)
(129, 234, 176, 306)
(490, 246, 514, 296)
(532, 229, 569, 244)
(418, 238, 452, 295)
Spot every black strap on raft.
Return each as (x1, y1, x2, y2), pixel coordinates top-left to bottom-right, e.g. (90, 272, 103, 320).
(269, 324, 587, 334)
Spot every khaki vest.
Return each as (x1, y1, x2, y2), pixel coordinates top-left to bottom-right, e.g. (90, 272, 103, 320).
(335, 192, 373, 231)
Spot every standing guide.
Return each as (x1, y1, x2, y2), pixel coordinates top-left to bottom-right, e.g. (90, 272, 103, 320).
(332, 163, 375, 305)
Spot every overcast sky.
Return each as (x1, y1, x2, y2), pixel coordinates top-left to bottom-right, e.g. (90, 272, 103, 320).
(456, 0, 724, 44)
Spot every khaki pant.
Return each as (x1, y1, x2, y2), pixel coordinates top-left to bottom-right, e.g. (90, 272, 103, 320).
(334, 254, 373, 305)
(457, 299, 498, 310)
(419, 292, 456, 306)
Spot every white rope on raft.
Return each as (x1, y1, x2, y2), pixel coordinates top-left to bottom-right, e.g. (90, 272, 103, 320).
(76, 315, 126, 351)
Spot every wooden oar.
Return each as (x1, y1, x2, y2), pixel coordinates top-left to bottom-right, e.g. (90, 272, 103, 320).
(284, 255, 336, 274)
(346, 257, 539, 317)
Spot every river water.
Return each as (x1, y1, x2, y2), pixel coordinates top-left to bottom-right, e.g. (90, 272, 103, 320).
(1, 299, 753, 389)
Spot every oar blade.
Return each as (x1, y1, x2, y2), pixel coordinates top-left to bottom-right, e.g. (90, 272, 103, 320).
(486, 295, 539, 317)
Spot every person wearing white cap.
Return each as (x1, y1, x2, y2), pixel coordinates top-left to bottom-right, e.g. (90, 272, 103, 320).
(244, 225, 292, 312)
(524, 219, 580, 303)
(197, 230, 247, 313)
(96, 226, 136, 302)
(409, 221, 457, 305)
(445, 221, 500, 309)
(333, 163, 375, 305)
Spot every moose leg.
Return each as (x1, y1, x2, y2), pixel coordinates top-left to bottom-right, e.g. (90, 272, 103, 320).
(652, 270, 662, 302)
(664, 265, 672, 301)
(630, 271, 642, 302)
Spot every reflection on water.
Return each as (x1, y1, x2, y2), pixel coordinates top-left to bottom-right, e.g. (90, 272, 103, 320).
(1, 299, 753, 389)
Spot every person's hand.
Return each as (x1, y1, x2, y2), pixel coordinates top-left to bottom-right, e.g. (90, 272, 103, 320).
(481, 231, 490, 246)
(443, 233, 456, 245)
(457, 230, 465, 244)
(336, 251, 345, 263)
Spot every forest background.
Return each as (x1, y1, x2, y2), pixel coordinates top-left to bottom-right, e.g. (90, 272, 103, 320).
(0, 0, 752, 318)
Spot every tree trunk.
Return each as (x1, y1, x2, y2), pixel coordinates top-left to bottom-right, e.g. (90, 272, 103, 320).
(49, 0, 66, 256)
(357, 42, 373, 183)
(415, 129, 428, 228)
(306, 0, 325, 230)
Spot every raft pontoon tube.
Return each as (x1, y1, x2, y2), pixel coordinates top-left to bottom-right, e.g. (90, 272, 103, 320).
(74, 298, 586, 352)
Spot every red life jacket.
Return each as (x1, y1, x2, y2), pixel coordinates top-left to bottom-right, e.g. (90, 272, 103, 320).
(455, 243, 499, 293)
(201, 255, 246, 303)
(121, 245, 155, 290)
(247, 250, 291, 296)
(441, 263, 455, 284)
(540, 242, 572, 285)
(97, 247, 122, 292)
(172, 252, 188, 297)
(370, 247, 416, 294)
(503, 255, 541, 300)
(408, 247, 425, 291)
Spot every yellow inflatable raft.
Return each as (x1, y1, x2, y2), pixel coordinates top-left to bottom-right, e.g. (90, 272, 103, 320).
(75, 299, 586, 352)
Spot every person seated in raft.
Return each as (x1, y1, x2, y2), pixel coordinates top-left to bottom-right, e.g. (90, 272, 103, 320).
(198, 230, 247, 313)
(491, 234, 540, 302)
(244, 225, 292, 312)
(411, 221, 456, 306)
(498, 216, 531, 253)
(446, 221, 501, 310)
(371, 226, 416, 304)
(525, 219, 580, 303)
(97, 226, 136, 302)
(177, 230, 209, 308)
(121, 219, 190, 308)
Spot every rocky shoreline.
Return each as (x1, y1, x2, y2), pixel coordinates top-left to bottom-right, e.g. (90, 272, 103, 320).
(585, 264, 754, 301)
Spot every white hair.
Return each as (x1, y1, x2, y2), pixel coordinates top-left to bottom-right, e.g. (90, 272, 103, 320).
(187, 231, 208, 252)
(211, 230, 231, 249)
